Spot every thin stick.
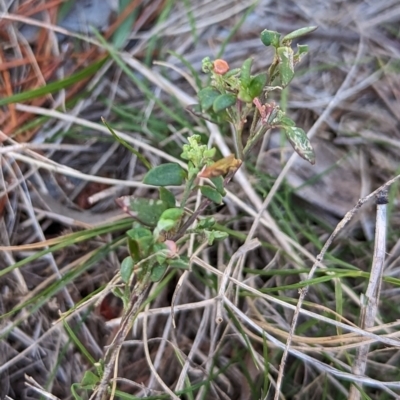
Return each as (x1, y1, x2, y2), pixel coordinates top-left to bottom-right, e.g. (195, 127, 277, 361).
(348, 189, 388, 400)
(90, 274, 152, 400)
(274, 174, 399, 400)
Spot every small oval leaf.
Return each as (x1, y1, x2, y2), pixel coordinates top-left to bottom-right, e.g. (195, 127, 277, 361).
(248, 73, 267, 99)
(157, 208, 184, 232)
(120, 256, 134, 283)
(200, 186, 223, 204)
(260, 29, 281, 47)
(143, 163, 187, 186)
(213, 94, 237, 113)
(240, 58, 253, 87)
(151, 264, 167, 282)
(283, 126, 315, 165)
(282, 26, 317, 42)
(118, 197, 168, 226)
(159, 187, 176, 208)
(210, 176, 226, 195)
(277, 47, 294, 87)
(167, 256, 190, 270)
(198, 87, 221, 111)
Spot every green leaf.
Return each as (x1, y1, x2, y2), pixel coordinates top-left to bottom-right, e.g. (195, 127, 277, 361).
(143, 163, 187, 186)
(196, 216, 216, 229)
(167, 256, 190, 270)
(200, 186, 223, 204)
(159, 207, 184, 221)
(156, 208, 184, 232)
(282, 26, 317, 42)
(71, 371, 100, 400)
(71, 383, 84, 400)
(277, 47, 294, 87)
(159, 187, 176, 208)
(260, 29, 281, 47)
(297, 44, 309, 56)
(118, 197, 169, 226)
(210, 176, 226, 195)
(294, 44, 309, 64)
(279, 115, 296, 127)
(237, 87, 253, 103)
(186, 104, 220, 124)
(120, 256, 134, 283)
(80, 371, 100, 388)
(151, 264, 167, 282)
(204, 230, 229, 245)
(126, 226, 152, 240)
(127, 227, 155, 260)
(213, 94, 237, 112)
(240, 58, 253, 87)
(283, 126, 315, 165)
(248, 73, 267, 99)
(102, 118, 151, 170)
(198, 87, 221, 111)
(152, 242, 168, 264)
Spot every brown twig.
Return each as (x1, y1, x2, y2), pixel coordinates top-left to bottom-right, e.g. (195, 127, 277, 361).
(90, 274, 152, 400)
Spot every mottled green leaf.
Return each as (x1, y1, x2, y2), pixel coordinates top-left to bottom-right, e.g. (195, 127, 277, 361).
(248, 73, 267, 99)
(157, 208, 184, 232)
(151, 264, 167, 282)
(204, 230, 229, 245)
(282, 26, 317, 42)
(279, 115, 296, 127)
(213, 94, 237, 112)
(197, 216, 216, 230)
(167, 256, 190, 270)
(117, 197, 169, 226)
(186, 104, 220, 124)
(277, 46, 294, 87)
(200, 186, 223, 204)
(126, 227, 154, 260)
(120, 256, 134, 283)
(159, 188, 176, 208)
(240, 58, 253, 86)
(283, 126, 315, 164)
(198, 86, 221, 111)
(260, 29, 281, 47)
(210, 176, 226, 195)
(143, 163, 186, 186)
(237, 87, 253, 103)
(297, 44, 309, 56)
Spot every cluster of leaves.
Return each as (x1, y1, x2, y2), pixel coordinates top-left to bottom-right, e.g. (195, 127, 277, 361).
(106, 134, 236, 311)
(192, 26, 317, 164)
(100, 26, 318, 315)
(74, 26, 317, 398)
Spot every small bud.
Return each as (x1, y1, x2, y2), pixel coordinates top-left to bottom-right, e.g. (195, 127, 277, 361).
(164, 240, 178, 258)
(213, 59, 229, 75)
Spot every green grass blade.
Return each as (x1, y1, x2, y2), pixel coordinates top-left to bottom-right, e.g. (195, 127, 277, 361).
(0, 58, 108, 106)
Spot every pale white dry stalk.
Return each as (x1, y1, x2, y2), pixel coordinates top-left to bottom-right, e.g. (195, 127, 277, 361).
(348, 189, 388, 400)
(274, 178, 400, 400)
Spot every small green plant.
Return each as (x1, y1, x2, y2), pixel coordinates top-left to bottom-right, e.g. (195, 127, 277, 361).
(77, 26, 317, 400)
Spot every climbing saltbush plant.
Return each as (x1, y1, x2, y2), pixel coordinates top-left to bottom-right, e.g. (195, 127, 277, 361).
(74, 25, 317, 399)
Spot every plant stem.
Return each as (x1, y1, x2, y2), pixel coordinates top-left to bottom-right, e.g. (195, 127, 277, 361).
(243, 125, 270, 156)
(91, 272, 152, 400)
(180, 175, 196, 208)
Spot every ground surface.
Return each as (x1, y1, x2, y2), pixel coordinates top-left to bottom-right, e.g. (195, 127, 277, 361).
(1, 1, 400, 399)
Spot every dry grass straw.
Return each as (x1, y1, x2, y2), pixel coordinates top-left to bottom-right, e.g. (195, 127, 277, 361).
(1, 0, 400, 399)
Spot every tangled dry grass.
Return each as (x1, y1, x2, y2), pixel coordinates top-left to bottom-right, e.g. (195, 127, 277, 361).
(1, 0, 400, 399)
